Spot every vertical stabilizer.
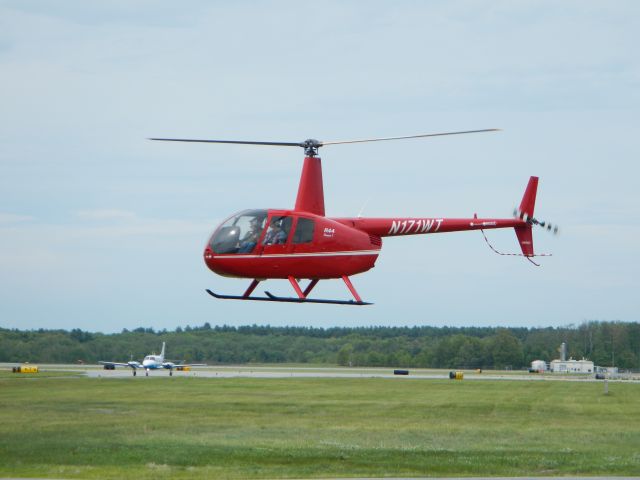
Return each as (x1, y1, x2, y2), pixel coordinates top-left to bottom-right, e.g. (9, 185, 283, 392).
(294, 156, 325, 216)
(518, 176, 538, 218)
(515, 176, 539, 257)
(160, 342, 166, 360)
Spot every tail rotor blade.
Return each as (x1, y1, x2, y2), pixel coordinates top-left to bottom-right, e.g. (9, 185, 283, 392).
(513, 206, 559, 236)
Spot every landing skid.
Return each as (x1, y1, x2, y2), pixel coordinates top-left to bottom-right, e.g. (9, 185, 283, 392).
(265, 291, 371, 305)
(206, 289, 371, 305)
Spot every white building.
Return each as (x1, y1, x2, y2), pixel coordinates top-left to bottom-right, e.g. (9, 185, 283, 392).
(530, 360, 547, 372)
(550, 358, 594, 374)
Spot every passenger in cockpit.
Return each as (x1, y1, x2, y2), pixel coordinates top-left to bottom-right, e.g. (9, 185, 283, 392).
(263, 220, 287, 245)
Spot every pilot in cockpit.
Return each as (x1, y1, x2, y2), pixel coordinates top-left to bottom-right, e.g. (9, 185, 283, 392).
(238, 217, 262, 253)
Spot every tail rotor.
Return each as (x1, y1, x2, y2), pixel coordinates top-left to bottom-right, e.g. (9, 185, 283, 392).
(513, 208, 560, 235)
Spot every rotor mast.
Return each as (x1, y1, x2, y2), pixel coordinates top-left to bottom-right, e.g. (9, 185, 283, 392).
(295, 146, 325, 216)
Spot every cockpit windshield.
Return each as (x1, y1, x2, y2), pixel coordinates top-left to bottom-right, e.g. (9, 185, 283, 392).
(209, 209, 268, 254)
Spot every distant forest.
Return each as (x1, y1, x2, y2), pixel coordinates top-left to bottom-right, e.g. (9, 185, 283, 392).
(1, 321, 638, 370)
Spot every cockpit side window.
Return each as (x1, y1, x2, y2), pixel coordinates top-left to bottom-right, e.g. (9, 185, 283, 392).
(293, 217, 315, 243)
(263, 216, 293, 245)
(293, 217, 316, 243)
(209, 210, 267, 254)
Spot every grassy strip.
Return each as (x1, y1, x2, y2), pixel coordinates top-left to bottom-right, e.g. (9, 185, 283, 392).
(0, 375, 638, 478)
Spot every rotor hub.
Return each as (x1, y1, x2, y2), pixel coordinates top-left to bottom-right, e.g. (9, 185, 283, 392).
(302, 139, 322, 157)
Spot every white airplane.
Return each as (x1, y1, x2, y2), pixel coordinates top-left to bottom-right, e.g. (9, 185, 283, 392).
(99, 342, 206, 376)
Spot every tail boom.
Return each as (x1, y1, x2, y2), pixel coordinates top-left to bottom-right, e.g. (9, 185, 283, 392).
(336, 176, 542, 258)
(336, 217, 525, 237)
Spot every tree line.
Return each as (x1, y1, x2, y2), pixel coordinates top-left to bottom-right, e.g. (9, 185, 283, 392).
(1, 321, 638, 370)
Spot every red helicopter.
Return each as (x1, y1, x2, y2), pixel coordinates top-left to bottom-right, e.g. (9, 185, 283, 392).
(151, 130, 557, 305)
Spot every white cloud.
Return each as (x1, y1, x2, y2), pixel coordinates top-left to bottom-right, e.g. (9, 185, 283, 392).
(74, 209, 137, 221)
(0, 212, 34, 224)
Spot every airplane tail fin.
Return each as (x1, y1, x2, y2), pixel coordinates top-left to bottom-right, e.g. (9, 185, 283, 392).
(160, 342, 166, 359)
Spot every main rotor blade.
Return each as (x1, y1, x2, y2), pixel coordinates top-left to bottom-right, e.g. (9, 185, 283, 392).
(149, 129, 499, 152)
(149, 138, 303, 147)
(320, 129, 500, 146)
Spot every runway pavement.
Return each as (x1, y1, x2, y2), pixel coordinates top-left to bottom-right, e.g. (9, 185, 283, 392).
(14, 363, 637, 382)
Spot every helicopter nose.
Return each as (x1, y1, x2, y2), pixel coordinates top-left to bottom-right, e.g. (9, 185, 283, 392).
(203, 246, 237, 277)
(203, 247, 220, 274)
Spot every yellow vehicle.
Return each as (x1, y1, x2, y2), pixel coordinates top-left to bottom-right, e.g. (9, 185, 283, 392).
(12, 365, 39, 373)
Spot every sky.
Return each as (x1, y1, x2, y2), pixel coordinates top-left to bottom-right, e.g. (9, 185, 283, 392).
(0, 1, 638, 332)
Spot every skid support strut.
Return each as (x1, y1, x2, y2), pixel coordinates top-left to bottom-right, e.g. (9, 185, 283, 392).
(287, 277, 319, 299)
(303, 279, 319, 297)
(288, 276, 306, 299)
(341, 275, 363, 303)
(243, 279, 260, 298)
(287, 278, 320, 299)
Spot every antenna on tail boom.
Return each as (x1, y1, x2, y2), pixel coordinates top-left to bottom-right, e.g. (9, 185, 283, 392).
(479, 228, 552, 267)
(479, 208, 560, 266)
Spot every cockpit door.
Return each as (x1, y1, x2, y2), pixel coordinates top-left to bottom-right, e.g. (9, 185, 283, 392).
(260, 215, 293, 256)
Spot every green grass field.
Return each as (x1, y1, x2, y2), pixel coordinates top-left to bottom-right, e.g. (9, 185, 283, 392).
(1, 373, 639, 479)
